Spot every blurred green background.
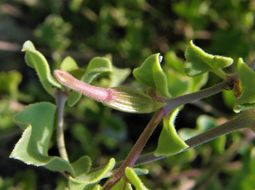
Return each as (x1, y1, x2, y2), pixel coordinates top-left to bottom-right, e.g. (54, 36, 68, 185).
(1, 0, 255, 189)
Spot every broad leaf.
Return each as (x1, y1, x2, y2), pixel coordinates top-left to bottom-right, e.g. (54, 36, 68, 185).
(10, 102, 92, 177)
(22, 41, 61, 95)
(185, 40, 233, 78)
(154, 109, 188, 156)
(133, 53, 170, 97)
(234, 58, 255, 112)
(125, 167, 149, 190)
(10, 103, 72, 172)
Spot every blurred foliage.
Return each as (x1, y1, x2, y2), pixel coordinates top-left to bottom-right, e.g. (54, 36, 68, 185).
(1, 0, 255, 189)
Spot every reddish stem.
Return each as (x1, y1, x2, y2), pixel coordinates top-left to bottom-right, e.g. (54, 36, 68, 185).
(103, 109, 165, 189)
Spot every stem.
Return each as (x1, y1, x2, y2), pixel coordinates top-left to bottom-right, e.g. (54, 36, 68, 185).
(103, 109, 165, 189)
(102, 78, 234, 189)
(55, 90, 69, 161)
(164, 79, 231, 113)
(136, 109, 255, 166)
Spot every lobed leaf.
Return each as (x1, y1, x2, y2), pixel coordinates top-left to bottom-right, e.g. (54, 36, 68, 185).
(185, 40, 233, 78)
(154, 109, 188, 156)
(22, 41, 61, 95)
(133, 53, 171, 97)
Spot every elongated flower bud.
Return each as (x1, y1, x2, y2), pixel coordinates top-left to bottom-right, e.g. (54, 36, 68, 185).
(54, 70, 164, 113)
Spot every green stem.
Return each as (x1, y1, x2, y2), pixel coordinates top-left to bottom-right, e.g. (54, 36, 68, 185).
(136, 109, 255, 166)
(55, 90, 69, 161)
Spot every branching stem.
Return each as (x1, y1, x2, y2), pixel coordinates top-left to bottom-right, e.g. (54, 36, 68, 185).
(136, 109, 255, 166)
(103, 76, 235, 189)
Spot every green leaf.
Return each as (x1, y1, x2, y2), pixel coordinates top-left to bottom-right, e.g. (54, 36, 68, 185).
(10, 103, 71, 172)
(125, 167, 149, 190)
(10, 102, 92, 177)
(22, 41, 61, 95)
(179, 115, 226, 154)
(164, 51, 208, 97)
(71, 156, 92, 177)
(154, 109, 188, 156)
(112, 178, 132, 190)
(0, 70, 22, 98)
(234, 58, 255, 112)
(60, 56, 79, 72)
(185, 40, 233, 78)
(67, 57, 112, 106)
(69, 158, 115, 184)
(109, 65, 130, 87)
(133, 53, 171, 97)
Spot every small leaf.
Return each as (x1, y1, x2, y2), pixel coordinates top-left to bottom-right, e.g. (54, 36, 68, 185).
(133, 53, 170, 97)
(70, 158, 115, 184)
(60, 56, 79, 72)
(112, 179, 132, 190)
(234, 58, 255, 112)
(185, 40, 233, 78)
(164, 51, 208, 97)
(71, 156, 92, 177)
(110, 65, 130, 87)
(67, 57, 112, 106)
(22, 41, 61, 95)
(0, 70, 22, 98)
(125, 167, 149, 190)
(154, 109, 189, 156)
